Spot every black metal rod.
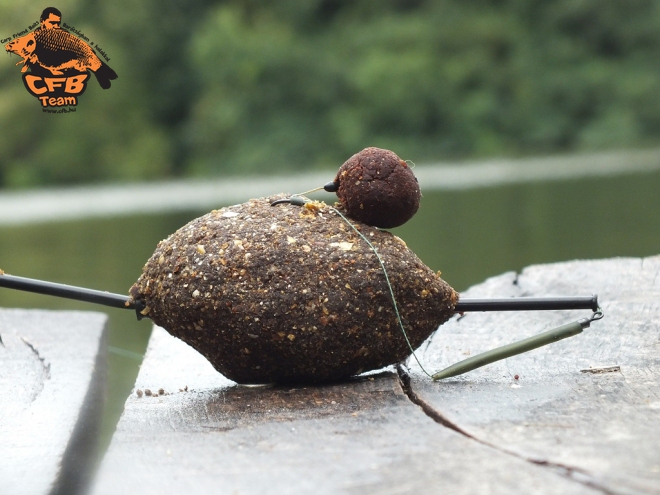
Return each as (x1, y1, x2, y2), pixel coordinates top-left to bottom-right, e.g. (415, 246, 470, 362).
(0, 273, 134, 310)
(1, 273, 598, 314)
(454, 295, 599, 313)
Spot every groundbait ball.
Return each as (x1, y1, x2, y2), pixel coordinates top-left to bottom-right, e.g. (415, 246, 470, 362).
(129, 196, 457, 384)
(330, 147, 421, 229)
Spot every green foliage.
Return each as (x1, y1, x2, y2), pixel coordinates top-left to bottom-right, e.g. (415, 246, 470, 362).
(2, 0, 660, 187)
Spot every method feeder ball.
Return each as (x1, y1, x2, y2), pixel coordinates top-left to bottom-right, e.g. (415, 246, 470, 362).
(324, 147, 421, 229)
(128, 196, 458, 384)
(126, 147, 432, 383)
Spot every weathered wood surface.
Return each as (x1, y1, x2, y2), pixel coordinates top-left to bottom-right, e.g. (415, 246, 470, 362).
(0, 309, 107, 495)
(92, 255, 658, 494)
(92, 326, 603, 495)
(408, 255, 660, 494)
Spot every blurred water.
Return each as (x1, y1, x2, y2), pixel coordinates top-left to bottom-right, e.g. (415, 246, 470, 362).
(0, 166, 658, 456)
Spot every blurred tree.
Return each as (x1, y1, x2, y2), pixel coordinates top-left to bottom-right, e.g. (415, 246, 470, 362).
(0, 0, 173, 187)
(1, 0, 660, 187)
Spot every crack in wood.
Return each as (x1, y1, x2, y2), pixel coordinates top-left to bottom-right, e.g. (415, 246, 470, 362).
(396, 365, 619, 495)
(397, 365, 474, 437)
(20, 336, 51, 402)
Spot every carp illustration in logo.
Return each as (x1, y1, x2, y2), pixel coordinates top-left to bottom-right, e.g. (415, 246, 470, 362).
(4, 7, 117, 109)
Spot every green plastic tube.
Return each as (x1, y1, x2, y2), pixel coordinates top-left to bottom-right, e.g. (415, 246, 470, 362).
(432, 319, 588, 380)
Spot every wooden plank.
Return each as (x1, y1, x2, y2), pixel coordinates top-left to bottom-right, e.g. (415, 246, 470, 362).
(406, 255, 660, 494)
(0, 309, 108, 495)
(92, 325, 603, 494)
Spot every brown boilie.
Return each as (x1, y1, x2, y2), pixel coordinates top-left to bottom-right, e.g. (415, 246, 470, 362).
(334, 147, 421, 229)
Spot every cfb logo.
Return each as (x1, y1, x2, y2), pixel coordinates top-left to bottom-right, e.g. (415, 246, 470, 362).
(23, 74, 89, 107)
(4, 7, 117, 111)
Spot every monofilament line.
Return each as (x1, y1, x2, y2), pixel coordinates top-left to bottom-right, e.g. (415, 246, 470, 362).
(329, 206, 434, 378)
(296, 186, 325, 196)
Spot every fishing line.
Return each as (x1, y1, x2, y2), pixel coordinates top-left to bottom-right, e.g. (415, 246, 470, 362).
(295, 186, 326, 196)
(275, 194, 434, 377)
(108, 345, 144, 361)
(328, 205, 434, 377)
